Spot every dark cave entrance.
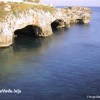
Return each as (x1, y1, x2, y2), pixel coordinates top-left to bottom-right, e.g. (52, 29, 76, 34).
(14, 25, 42, 38)
(51, 19, 66, 31)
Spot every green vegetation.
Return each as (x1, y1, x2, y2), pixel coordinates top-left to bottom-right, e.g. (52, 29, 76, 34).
(0, 2, 56, 22)
(24, 0, 40, 3)
(10, 2, 56, 13)
(0, 2, 10, 22)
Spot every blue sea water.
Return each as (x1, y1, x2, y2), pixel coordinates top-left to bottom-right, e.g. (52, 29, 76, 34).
(0, 7, 100, 100)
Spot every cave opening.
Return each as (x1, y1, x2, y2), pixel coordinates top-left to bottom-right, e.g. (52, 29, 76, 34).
(14, 25, 42, 38)
(51, 19, 66, 31)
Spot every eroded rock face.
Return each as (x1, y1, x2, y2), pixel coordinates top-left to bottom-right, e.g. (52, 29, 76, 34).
(0, 2, 92, 47)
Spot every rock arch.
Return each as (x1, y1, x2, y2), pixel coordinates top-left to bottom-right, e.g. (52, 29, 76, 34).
(14, 25, 42, 37)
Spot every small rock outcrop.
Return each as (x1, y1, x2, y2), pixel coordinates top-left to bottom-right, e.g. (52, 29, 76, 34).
(0, 2, 92, 47)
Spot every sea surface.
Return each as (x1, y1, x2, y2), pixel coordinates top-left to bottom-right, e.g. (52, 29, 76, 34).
(0, 7, 100, 100)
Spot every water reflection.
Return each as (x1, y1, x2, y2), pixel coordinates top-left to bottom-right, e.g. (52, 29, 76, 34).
(0, 36, 54, 85)
(0, 47, 13, 65)
(0, 28, 67, 68)
(0, 27, 68, 87)
(13, 37, 52, 52)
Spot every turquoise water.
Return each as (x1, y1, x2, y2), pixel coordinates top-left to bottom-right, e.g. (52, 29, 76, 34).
(0, 8, 100, 100)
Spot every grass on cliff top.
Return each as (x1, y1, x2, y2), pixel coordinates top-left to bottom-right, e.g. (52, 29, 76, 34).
(0, 2, 10, 22)
(0, 2, 56, 22)
(10, 2, 56, 13)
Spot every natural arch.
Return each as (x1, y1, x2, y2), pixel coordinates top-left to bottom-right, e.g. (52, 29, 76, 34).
(14, 25, 42, 37)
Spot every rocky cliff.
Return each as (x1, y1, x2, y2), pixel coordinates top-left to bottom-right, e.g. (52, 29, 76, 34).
(0, 2, 91, 47)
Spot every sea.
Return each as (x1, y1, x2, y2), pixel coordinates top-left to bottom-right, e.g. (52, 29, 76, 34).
(0, 7, 100, 100)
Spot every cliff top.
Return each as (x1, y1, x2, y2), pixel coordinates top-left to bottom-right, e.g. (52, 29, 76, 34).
(0, 0, 40, 3)
(0, 2, 56, 22)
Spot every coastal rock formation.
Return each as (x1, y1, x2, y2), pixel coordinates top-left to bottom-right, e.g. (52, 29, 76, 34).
(0, 2, 92, 47)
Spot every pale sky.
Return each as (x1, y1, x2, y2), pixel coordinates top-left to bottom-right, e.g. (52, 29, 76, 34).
(41, 0, 100, 7)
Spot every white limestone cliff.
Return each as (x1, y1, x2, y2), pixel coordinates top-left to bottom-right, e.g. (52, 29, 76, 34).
(0, 2, 91, 47)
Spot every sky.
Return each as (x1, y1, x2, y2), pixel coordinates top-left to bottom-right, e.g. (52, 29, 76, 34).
(41, 0, 100, 7)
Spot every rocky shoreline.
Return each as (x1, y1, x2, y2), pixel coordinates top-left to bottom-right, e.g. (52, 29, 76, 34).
(0, 2, 92, 47)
